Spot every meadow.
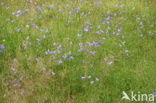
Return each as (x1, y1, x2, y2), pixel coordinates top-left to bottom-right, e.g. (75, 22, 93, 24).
(0, 0, 156, 103)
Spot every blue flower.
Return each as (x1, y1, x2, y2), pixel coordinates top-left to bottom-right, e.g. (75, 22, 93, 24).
(0, 50, 4, 53)
(153, 93, 156, 97)
(0, 45, 5, 49)
(105, 17, 113, 21)
(0, 45, 5, 53)
(12, 9, 28, 17)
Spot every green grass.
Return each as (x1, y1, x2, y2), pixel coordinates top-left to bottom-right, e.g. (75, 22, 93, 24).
(0, 0, 156, 103)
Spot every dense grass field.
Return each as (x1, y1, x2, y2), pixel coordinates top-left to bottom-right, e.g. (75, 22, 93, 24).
(0, 0, 156, 103)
